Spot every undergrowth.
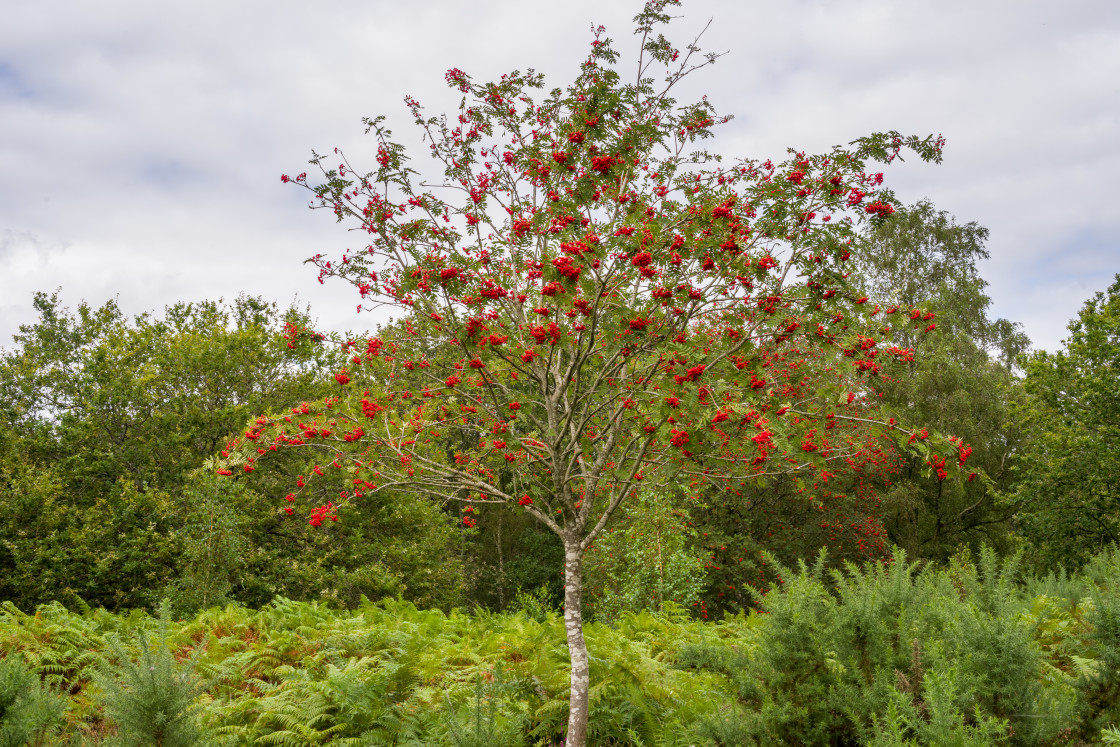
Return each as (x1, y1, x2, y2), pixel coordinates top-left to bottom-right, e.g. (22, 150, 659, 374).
(1, 546, 1119, 745)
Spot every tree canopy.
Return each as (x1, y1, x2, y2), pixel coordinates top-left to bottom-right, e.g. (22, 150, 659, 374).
(0, 293, 466, 612)
(1015, 274, 1120, 565)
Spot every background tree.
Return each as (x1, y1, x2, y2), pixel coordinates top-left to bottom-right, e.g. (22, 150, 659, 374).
(849, 200, 1031, 560)
(0, 292, 466, 612)
(582, 486, 705, 623)
(0, 291, 324, 609)
(458, 502, 565, 612)
(224, 3, 953, 742)
(1014, 274, 1120, 567)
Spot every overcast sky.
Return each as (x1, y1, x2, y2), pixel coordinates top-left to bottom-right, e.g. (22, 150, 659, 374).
(2, 0, 1118, 353)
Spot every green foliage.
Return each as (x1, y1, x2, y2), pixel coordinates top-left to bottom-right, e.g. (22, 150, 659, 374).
(0, 292, 466, 616)
(853, 200, 1030, 560)
(866, 669, 1012, 747)
(442, 669, 529, 747)
(0, 595, 733, 745)
(94, 602, 209, 746)
(0, 599, 112, 744)
(163, 470, 248, 615)
(584, 490, 705, 624)
(219, 467, 469, 613)
(678, 547, 1091, 745)
(1072, 547, 1120, 736)
(3, 547, 1120, 744)
(0, 653, 65, 747)
(460, 509, 564, 614)
(1015, 274, 1120, 567)
(0, 292, 334, 611)
(508, 585, 559, 624)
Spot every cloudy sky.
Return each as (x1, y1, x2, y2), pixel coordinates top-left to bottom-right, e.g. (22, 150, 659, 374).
(2, 0, 1117, 353)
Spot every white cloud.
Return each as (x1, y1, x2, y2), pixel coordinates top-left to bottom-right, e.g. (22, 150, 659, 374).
(2, 0, 1118, 352)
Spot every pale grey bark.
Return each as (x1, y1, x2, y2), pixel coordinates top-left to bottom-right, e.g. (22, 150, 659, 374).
(563, 539, 590, 747)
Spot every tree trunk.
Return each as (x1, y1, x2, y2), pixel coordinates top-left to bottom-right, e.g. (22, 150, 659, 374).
(563, 539, 590, 746)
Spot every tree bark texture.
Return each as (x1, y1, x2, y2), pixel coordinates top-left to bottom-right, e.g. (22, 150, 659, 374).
(563, 540, 590, 747)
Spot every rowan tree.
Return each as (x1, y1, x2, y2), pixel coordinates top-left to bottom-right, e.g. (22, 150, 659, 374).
(221, 3, 962, 742)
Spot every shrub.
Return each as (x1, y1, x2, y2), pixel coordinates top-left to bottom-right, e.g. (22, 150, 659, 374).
(0, 653, 65, 747)
(94, 602, 209, 746)
(681, 548, 1076, 745)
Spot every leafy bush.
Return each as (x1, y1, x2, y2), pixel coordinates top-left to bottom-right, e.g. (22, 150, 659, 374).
(94, 603, 209, 746)
(1076, 548, 1120, 737)
(0, 653, 65, 747)
(584, 490, 705, 625)
(680, 548, 1080, 745)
